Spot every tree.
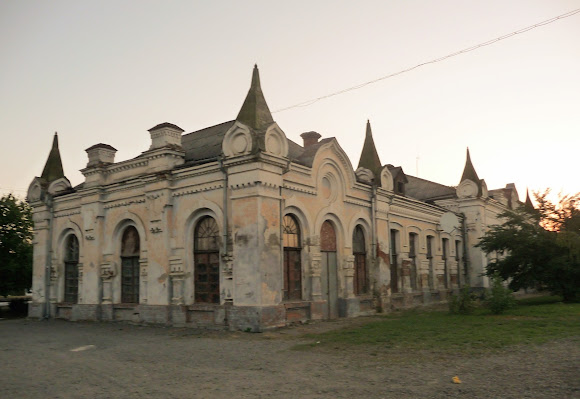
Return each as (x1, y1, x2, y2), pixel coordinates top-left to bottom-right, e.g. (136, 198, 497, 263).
(0, 194, 33, 296)
(477, 190, 580, 302)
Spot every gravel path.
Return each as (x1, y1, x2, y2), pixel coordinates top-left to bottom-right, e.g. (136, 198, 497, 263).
(1, 318, 578, 399)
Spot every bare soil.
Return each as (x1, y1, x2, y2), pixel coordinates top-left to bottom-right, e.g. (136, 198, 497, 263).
(1, 317, 578, 399)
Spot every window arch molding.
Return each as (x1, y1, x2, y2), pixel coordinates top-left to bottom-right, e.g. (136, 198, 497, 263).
(347, 216, 371, 251)
(283, 205, 310, 243)
(55, 224, 83, 303)
(183, 208, 223, 269)
(106, 212, 148, 258)
(108, 216, 147, 304)
(314, 212, 345, 251)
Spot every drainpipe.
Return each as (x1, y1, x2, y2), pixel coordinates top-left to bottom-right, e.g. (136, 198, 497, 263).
(44, 195, 54, 319)
(460, 213, 469, 287)
(371, 184, 377, 261)
(218, 157, 228, 256)
(279, 159, 292, 299)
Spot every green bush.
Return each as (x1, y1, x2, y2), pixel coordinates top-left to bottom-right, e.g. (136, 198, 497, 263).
(486, 272, 516, 314)
(449, 285, 477, 315)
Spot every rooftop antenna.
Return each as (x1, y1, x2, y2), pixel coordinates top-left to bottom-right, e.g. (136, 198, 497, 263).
(416, 143, 420, 177)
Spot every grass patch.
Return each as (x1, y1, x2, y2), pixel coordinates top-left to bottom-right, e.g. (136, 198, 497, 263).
(296, 296, 579, 355)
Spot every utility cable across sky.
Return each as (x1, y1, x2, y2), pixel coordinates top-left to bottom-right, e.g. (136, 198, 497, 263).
(273, 8, 580, 113)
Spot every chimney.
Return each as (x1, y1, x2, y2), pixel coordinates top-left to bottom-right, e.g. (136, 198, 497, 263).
(85, 143, 117, 167)
(148, 122, 184, 150)
(300, 131, 321, 148)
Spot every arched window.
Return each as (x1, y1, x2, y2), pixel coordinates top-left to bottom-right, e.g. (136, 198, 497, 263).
(121, 226, 140, 304)
(409, 233, 418, 290)
(194, 216, 220, 303)
(353, 226, 368, 295)
(320, 220, 338, 318)
(283, 215, 302, 300)
(64, 234, 79, 303)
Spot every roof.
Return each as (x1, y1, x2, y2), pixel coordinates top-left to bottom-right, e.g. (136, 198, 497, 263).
(85, 143, 117, 152)
(182, 120, 235, 163)
(357, 120, 382, 177)
(406, 175, 456, 201)
(40, 133, 65, 183)
(460, 148, 482, 196)
(386, 165, 408, 183)
(236, 65, 274, 131)
(148, 122, 185, 132)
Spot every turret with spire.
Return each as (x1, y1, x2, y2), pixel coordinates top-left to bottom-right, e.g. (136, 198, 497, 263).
(27, 132, 71, 202)
(40, 133, 65, 183)
(236, 64, 275, 132)
(459, 148, 482, 197)
(525, 189, 535, 211)
(223, 65, 288, 158)
(357, 120, 383, 180)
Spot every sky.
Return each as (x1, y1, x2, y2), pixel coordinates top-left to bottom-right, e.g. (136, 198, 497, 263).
(1, 1, 579, 203)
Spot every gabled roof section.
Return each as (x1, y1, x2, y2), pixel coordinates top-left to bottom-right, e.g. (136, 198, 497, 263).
(236, 65, 274, 131)
(40, 132, 65, 183)
(460, 148, 480, 184)
(406, 175, 456, 202)
(387, 165, 408, 184)
(181, 120, 235, 163)
(525, 189, 535, 211)
(148, 122, 184, 132)
(357, 120, 382, 177)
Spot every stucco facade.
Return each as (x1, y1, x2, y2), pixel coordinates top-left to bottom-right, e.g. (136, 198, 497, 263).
(27, 66, 523, 331)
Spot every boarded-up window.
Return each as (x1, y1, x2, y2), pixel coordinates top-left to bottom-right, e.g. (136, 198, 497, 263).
(194, 216, 220, 303)
(409, 233, 418, 290)
(64, 234, 79, 303)
(442, 238, 449, 289)
(121, 226, 140, 304)
(353, 226, 368, 295)
(283, 215, 302, 300)
(390, 229, 398, 293)
(320, 221, 337, 252)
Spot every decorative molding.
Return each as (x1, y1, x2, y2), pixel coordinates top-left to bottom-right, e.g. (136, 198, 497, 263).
(103, 198, 146, 209)
(222, 122, 253, 158)
(150, 227, 162, 234)
(173, 183, 224, 197)
(54, 210, 81, 218)
(282, 183, 316, 196)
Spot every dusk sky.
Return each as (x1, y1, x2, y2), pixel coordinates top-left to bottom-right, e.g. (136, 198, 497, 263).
(1, 1, 579, 202)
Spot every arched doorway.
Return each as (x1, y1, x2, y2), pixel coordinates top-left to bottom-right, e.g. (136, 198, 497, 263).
(353, 226, 368, 295)
(194, 216, 220, 303)
(121, 226, 140, 304)
(64, 234, 79, 303)
(320, 220, 338, 318)
(283, 215, 302, 300)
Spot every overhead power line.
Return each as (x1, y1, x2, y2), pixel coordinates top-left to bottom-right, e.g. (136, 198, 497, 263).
(273, 8, 580, 113)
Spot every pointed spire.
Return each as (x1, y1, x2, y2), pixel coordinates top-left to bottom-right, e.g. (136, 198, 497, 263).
(460, 148, 480, 184)
(357, 120, 382, 177)
(40, 132, 65, 183)
(525, 189, 535, 211)
(236, 64, 274, 131)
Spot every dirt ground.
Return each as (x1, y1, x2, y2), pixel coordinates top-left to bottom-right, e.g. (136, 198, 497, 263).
(1, 317, 578, 399)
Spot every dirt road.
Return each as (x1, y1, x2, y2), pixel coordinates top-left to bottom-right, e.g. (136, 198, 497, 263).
(1, 318, 578, 399)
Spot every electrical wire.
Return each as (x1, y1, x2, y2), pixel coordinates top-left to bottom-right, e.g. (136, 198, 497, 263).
(273, 8, 580, 113)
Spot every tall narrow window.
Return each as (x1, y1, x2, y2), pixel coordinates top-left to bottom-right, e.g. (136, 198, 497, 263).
(121, 226, 140, 304)
(353, 226, 368, 295)
(455, 240, 462, 284)
(194, 216, 220, 303)
(283, 215, 302, 300)
(442, 238, 449, 289)
(409, 233, 418, 290)
(390, 229, 398, 293)
(64, 235, 79, 303)
(426, 235, 434, 289)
